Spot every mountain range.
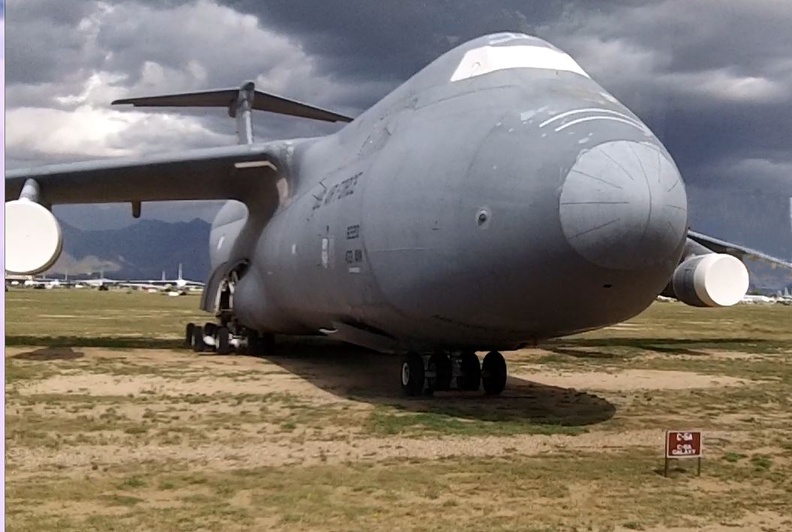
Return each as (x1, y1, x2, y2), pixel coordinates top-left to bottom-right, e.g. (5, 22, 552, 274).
(50, 219, 211, 282)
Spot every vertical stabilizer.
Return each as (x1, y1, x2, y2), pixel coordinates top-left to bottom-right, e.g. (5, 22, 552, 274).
(178, 263, 183, 281)
(230, 82, 255, 145)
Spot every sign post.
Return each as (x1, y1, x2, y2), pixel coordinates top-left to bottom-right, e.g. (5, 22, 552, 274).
(664, 430, 702, 477)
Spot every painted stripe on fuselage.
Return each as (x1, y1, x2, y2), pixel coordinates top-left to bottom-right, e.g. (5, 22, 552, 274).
(554, 115, 650, 134)
(539, 107, 643, 129)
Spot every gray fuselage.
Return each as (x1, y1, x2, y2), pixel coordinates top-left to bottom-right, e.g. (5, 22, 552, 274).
(209, 33, 688, 352)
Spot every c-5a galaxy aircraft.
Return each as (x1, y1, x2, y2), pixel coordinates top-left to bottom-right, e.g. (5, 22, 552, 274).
(7, 33, 791, 396)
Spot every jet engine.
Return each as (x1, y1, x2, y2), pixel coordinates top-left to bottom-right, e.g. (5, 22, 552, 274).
(5, 198, 64, 275)
(666, 253, 749, 307)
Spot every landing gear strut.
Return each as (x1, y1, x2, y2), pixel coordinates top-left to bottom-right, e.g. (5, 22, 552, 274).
(399, 350, 507, 397)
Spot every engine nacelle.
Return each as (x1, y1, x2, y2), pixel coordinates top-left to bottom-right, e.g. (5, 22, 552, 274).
(670, 253, 749, 307)
(5, 199, 64, 275)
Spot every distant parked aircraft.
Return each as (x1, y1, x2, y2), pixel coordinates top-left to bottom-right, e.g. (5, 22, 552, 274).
(121, 264, 205, 292)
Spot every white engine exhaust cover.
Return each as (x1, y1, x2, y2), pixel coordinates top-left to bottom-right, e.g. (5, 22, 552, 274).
(672, 253, 749, 307)
(5, 199, 64, 275)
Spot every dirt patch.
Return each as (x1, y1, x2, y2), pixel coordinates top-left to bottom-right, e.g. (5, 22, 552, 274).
(634, 510, 791, 531)
(13, 366, 343, 405)
(512, 366, 750, 391)
(7, 429, 668, 472)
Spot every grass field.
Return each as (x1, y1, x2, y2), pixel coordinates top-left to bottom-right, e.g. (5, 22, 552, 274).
(5, 289, 792, 531)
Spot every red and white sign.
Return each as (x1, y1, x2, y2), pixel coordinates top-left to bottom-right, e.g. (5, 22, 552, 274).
(665, 431, 702, 459)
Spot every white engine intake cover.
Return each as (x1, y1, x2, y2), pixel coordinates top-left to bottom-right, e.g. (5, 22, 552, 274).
(5, 199, 64, 275)
(672, 253, 749, 307)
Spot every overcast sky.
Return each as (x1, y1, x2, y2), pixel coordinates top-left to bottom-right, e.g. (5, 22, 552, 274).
(5, 0, 792, 259)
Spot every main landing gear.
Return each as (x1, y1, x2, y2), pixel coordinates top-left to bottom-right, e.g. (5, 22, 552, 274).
(400, 350, 507, 397)
(184, 321, 274, 356)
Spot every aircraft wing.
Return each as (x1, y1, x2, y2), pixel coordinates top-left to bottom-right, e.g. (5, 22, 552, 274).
(5, 142, 290, 206)
(688, 230, 792, 270)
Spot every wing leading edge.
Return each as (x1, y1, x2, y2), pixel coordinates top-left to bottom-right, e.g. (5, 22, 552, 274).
(5, 142, 290, 206)
(4, 140, 300, 275)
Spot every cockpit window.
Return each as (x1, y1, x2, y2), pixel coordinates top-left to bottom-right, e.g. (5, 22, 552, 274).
(450, 45, 590, 83)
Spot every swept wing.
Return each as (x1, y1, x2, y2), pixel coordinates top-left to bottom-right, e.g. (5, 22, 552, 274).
(688, 230, 792, 270)
(5, 142, 289, 206)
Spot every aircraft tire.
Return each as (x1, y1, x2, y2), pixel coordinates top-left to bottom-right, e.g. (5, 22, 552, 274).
(192, 325, 206, 353)
(216, 327, 231, 355)
(482, 351, 507, 396)
(428, 352, 453, 392)
(185, 323, 195, 348)
(459, 351, 481, 391)
(204, 322, 217, 336)
(401, 352, 425, 396)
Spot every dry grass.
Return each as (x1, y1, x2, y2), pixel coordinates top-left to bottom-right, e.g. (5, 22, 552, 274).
(5, 289, 792, 531)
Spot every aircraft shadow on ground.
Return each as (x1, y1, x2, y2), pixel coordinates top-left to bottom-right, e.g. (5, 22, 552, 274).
(5, 335, 182, 350)
(10, 346, 85, 361)
(8, 334, 615, 427)
(545, 337, 776, 358)
(257, 338, 616, 427)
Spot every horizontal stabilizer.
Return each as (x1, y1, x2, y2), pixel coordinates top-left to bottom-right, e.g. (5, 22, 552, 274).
(112, 84, 354, 123)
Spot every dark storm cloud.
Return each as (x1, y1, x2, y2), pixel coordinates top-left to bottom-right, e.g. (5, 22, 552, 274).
(173, 0, 792, 188)
(215, 1, 589, 102)
(6, 0, 102, 84)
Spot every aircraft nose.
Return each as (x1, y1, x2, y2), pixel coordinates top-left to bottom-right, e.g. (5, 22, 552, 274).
(559, 141, 687, 270)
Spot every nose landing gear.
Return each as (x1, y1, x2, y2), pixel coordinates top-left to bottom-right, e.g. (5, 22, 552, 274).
(399, 350, 507, 397)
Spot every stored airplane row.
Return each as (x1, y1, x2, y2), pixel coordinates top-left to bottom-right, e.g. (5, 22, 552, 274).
(5, 264, 204, 292)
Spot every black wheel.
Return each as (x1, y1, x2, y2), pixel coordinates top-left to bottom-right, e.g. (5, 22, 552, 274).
(400, 352, 425, 396)
(482, 351, 507, 395)
(192, 325, 206, 353)
(185, 323, 195, 348)
(428, 352, 453, 392)
(459, 351, 481, 391)
(204, 322, 218, 336)
(216, 327, 231, 355)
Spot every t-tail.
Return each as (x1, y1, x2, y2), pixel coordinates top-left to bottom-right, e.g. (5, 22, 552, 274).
(112, 81, 353, 145)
